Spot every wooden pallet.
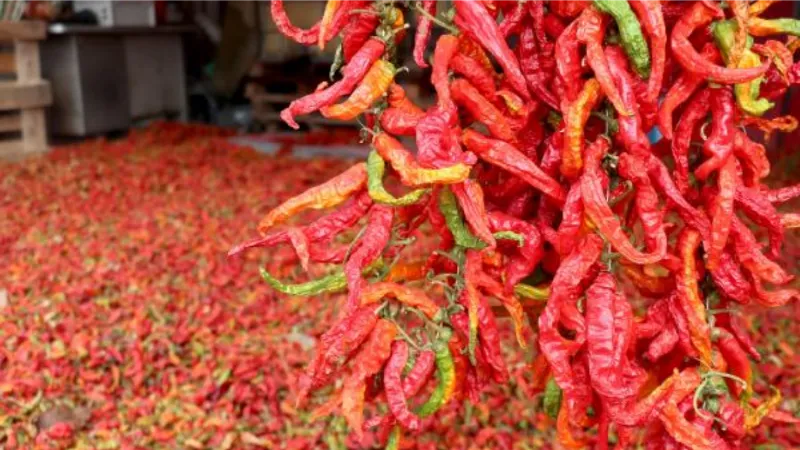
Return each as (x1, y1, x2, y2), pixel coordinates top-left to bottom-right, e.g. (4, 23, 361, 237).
(0, 21, 51, 161)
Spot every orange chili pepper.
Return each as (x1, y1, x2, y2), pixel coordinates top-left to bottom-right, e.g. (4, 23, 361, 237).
(321, 60, 395, 120)
(319, 0, 343, 49)
(562, 79, 604, 180)
(676, 229, 712, 366)
(258, 163, 367, 234)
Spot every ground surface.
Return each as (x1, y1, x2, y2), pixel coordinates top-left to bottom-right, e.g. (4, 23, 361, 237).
(0, 123, 797, 449)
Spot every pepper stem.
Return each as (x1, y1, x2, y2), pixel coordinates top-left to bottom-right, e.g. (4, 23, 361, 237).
(414, 2, 459, 35)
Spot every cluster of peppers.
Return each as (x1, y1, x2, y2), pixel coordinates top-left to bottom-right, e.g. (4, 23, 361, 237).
(234, 1, 800, 448)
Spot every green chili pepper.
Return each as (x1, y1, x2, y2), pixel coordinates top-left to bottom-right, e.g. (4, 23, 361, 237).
(514, 283, 550, 301)
(749, 17, 800, 37)
(259, 267, 347, 296)
(367, 150, 429, 206)
(492, 230, 525, 247)
(417, 328, 455, 418)
(438, 187, 487, 249)
(712, 20, 773, 116)
(543, 377, 563, 419)
(593, 0, 651, 78)
(260, 259, 384, 296)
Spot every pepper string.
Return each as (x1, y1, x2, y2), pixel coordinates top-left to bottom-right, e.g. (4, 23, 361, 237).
(239, 0, 800, 448)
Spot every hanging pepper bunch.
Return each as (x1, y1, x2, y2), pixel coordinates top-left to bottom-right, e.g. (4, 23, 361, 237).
(235, 1, 800, 448)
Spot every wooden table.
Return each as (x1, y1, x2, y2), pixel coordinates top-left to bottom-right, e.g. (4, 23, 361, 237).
(41, 24, 194, 136)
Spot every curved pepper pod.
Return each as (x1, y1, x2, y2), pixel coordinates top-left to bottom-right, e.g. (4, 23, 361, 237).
(360, 281, 441, 320)
(629, 0, 666, 103)
(320, 59, 396, 120)
(562, 78, 604, 179)
(671, 2, 770, 84)
(413, 0, 436, 69)
(271, 0, 320, 45)
(454, 0, 530, 101)
(344, 204, 393, 311)
(342, 319, 396, 437)
(374, 133, 472, 187)
(675, 230, 712, 366)
(577, 7, 632, 117)
(280, 39, 386, 129)
(366, 150, 428, 206)
(582, 164, 666, 266)
(258, 162, 368, 233)
(461, 129, 566, 205)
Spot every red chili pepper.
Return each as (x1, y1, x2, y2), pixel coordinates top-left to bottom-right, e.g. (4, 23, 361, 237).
(341, 7, 380, 61)
(645, 322, 679, 361)
(714, 328, 752, 399)
(671, 2, 769, 84)
(476, 294, 509, 383)
(735, 186, 784, 259)
(431, 35, 460, 111)
(344, 204, 393, 311)
(543, 12, 568, 39)
(498, 0, 527, 37)
(379, 108, 421, 136)
(374, 132, 472, 187)
(555, 183, 584, 257)
(657, 44, 720, 140)
(538, 234, 602, 417)
(730, 217, 792, 286)
(710, 249, 754, 304)
(765, 183, 800, 204)
(577, 7, 631, 117)
(586, 272, 641, 399)
(486, 210, 544, 295)
(517, 21, 559, 110)
(387, 83, 424, 116)
(695, 87, 736, 181)
(452, 179, 495, 248)
(605, 46, 652, 157)
(270, 0, 321, 45)
(454, 0, 531, 101)
(555, 20, 582, 105)
(413, 0, 436, 68)
(461, 129, 566, 205)
(281, 39, 385, 129)
(706, 157, 738, 270)
(583, 160, 665, 266)
(451, 78, 516, 144)
(617, 153, 667, 257)
(342, 319, 396, 436)
(630, 0, 667, 104)
(296, 304, 379, 406)
(671, 88, 711, 194)
(562, 79, 604, 179)
(450, 53, 497, 100)
(551, 0, 588, 19)
(384, 341, 422, 431)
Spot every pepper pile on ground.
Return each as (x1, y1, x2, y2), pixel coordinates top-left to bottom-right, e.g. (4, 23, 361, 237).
(238, 1, 800, 448)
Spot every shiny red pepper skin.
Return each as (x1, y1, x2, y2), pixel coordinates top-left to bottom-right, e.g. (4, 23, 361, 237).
(450, 53, 497, 100)
(696, 88, 736, 181)
(344, 204, 393, 312)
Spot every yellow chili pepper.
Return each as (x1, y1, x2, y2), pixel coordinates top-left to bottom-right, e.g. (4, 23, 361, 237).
(321, 60, 395, 120)
(373, 133, 472, 187)
(258, 162, 367, 234)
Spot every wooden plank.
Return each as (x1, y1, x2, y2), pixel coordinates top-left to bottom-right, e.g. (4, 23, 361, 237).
(0, 50, 14, 73)
(0, 81, 52, 110)
(0, 112, 20, 132)
(0, 21, 46, 41)
(20, 108, 46, 152)
(14, 40, 40, 81)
